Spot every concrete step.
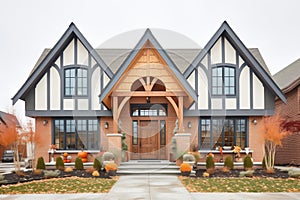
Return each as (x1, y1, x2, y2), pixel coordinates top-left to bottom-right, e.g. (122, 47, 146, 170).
(118, 160, 180, 175)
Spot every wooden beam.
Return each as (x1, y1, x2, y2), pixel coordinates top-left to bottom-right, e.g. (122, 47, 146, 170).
(149, 77, 158, 91)
(166, 97, 179, 117)
(178, 96, 183, 133)
(117, 96, 130, 118)
(112, 97, 118, 133)
(112, 91, 187, 97)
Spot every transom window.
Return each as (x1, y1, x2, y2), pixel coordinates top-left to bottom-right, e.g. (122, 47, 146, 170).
(53, 119, 99, 150)
(64, 68, 88, 96)
(199, 118, 247, 150)
(131, 104, 167, 117)
(212, 66, 236, 96)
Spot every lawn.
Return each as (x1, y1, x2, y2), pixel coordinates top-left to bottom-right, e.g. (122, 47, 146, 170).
(0, 177, 118, 194)
(179, 177, 300, 192)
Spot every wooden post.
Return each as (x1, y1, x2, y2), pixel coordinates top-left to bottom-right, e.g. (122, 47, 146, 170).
(113, 96, 118, 133)
(178, 96, 183, 133)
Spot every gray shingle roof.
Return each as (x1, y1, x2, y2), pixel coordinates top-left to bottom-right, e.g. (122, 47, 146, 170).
(273, 58, 300, 89)
(31, 48, 270, 75)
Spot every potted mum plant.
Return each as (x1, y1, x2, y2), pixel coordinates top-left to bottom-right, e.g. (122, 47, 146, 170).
(105, 163, 118, 176)
(180, 163, 192, 176)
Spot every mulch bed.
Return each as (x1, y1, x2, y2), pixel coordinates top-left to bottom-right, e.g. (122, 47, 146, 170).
(1, 169, 111, 186)
(194, 168, 289, 178)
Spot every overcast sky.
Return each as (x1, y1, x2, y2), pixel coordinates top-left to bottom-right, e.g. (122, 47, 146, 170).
(1, 0, 300, 121)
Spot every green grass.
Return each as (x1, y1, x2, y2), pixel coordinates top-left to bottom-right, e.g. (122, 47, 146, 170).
(0, 177, 117, 194)
(180, 177, 300, 192)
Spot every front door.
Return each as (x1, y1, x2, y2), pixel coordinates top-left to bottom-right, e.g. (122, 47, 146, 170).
(139, 120, 159, 159)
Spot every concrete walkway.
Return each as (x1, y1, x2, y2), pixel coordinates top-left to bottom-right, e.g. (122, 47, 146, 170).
(104, 175, 192, 200)
(0, 175, 299, 200)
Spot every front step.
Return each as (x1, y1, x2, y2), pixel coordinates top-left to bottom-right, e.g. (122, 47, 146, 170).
(117, 160, 180, 175)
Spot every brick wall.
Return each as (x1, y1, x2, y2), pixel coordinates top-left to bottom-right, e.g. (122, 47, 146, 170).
(275, 85, 300, 165)
(248, 116, 264, 162)
(34, 117, 52, 163)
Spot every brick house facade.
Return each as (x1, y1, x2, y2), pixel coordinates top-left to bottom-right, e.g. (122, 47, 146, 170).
(274, 59, 300, 165)
(12, 22, 285, 164)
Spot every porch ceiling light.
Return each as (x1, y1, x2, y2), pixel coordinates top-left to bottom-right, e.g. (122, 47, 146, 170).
(252, 119, 257, 125)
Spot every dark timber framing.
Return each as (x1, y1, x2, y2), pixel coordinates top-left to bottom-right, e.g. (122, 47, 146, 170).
(183, 21, 286, 104)
(12, 22, 113, 105)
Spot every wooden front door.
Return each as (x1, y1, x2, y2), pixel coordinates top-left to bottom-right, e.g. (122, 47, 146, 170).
(139, 120, 159, 159)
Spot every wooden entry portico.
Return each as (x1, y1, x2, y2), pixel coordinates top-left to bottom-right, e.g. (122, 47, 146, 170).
(98, 33, 197, 160)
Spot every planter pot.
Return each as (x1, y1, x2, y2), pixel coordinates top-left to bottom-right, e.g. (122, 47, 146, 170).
(180, 171, 191, 176)
(108, 170, 117, 176)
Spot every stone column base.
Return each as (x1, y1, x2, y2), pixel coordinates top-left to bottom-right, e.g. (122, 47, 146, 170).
(174, 133, 191, 158)
(107, 133, 122, 164)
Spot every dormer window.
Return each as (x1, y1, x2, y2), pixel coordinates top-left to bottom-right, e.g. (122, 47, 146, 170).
(64, 68, 88, 96)
(212, 66, 236, 96)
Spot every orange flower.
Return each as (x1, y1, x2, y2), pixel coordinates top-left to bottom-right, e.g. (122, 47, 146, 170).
(105, 163, 118, 172)
(180, 163, 191, 172)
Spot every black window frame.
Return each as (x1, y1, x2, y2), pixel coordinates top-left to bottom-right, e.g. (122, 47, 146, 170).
(53, 118, 100, 150)
(199, 117, 248, 150)
(64, 66, 88, 97)
(211, 66, 236, 96)
(130, 104, 168, 117)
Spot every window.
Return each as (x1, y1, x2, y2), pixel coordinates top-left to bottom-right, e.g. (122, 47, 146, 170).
(132, 121, 138, 145)
(160, 120, 166, 145)
(130, 104, 167, 117)
(212, 119, 223, 149)
(199, 118, 247, 150)
(64, 68, 88, 96)
(236, 119, 246, 149)
(53, 119, 99, 150)
(200, 119, 211, 149)
(212, 66, 235, 95)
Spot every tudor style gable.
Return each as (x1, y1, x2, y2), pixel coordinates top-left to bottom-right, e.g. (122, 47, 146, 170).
(99, 29, 197, 133)
(184, 21, 286, 116)
(12, 23, 113, 117)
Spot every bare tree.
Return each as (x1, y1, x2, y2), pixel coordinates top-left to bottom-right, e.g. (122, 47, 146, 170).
(260, 114, 291, 173)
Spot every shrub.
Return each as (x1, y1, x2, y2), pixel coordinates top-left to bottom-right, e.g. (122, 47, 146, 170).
(93, 158, 102, 171)
(64, 167, 73, 173)
(0, 175, 7, 184)
(183, 153, 195, 162)
(206, 155, 215, 170)
(179, 163, 191, 172)
(56, 157, 65, 170)
(103, 152, 115, 161)
(44, 170, 60, 178)
(36, 157, 46, 170)
(244, 155, 253, 170)
(105, 163, 118, 172)
(92, 170, 100, 177)
(224, 156, 234, 169)
(75, 157, 84, 170)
